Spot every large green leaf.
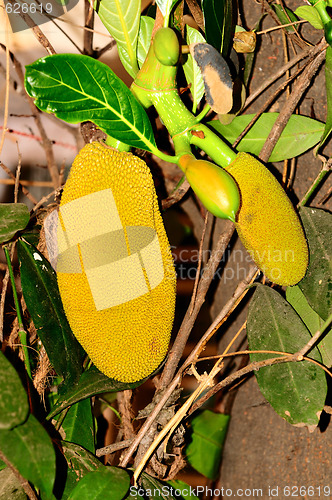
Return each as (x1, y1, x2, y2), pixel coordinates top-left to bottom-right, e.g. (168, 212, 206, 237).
(320, 46, 332, 146)
(94, 0, 140, 76)
(60, 399, 95, 453)
(17, 239, 84, 384)
(0, 414, 56, 499)
(185, 410, 229, 480)
(48, 366, 145, 419)
(183, 26, 206, 113)
(209, 113, 324, 162)
(25, 54, 157, 152)
(141, 473, 176, 500)
(247, 284, 327, 430)
(166, 480, 199, 500)
(202, 0, 233, 56)
(294, 5, 324, 29)
(286, 286, 332, 367)
(118, 16, 154, 79)
(298, 207, 332, 321)
(68, 466, 130, 500)
(0, 203, 30, 244)
(60, 442, 103, 499)
(0, 352, 29, 430)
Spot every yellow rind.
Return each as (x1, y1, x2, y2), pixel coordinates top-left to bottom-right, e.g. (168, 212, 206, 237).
(57, 142, 176, 382)
(226, 152, 308, 286)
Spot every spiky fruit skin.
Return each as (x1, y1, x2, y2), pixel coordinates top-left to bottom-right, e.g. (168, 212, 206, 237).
(226, 152, 308, 286)
(57, 142, 176, 382)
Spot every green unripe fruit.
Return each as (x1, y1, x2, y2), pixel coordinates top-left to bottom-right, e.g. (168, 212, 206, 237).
(180, 156, 240, 222)
(154, 28, 180, 66)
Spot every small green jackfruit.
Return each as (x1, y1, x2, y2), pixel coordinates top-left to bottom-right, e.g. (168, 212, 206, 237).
(57, 142, 176, 382)
(181, 156, 240, 222)
(226, 152, 308, 286)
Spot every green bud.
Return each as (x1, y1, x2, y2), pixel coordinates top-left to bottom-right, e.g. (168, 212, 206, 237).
(154, 28, 180, 66)
(183, 158, 240, 221)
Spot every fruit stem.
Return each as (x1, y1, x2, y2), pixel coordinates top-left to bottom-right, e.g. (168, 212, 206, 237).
(131, 37, 237, 168)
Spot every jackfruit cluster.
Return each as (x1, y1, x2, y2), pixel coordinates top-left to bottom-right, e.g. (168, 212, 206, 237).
(57, 142, 176, 383)
(226, 152, 308, 286)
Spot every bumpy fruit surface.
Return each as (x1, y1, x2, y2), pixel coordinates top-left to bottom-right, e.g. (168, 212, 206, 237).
(226, 152, 308, 286)
(183, 157, 240, 222)
(154, 27, 180, 66)
(57, 142, 176, 382)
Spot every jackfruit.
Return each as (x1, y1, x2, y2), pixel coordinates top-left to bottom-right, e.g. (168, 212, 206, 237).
(57, 142, 176, 383)
(180, 156, 240, 221)
(226, 152, 308, 286)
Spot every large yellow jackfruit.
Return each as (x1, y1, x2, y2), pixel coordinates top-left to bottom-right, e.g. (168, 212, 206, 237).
(57, 142, 176, 382)
(226, 153, 308, 286)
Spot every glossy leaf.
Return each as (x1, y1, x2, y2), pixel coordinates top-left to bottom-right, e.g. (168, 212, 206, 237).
(60, 399, 95, 453)
(68, 466, 130, 500)
(48, 366, 145, 419)
(117, 16, 154, 78)
(0, 203, 29, 244)
(272, 4, 300, 32)
(202, 0, 233, 56)
(209, 113, 324, 162)
(298, 207, 332, 321)
(25, 54, 157, 152)
(94, 0, 140, 76)
(294, 5, 324, 29)
(183, 26, 206, 113)
(156, 0, 178, 23)
(0, 414, 56, 499)
(17, 239, 84, 384)
(141, 473, 176, 500)
(320, 46, 332, 146)
(186, 410, 230, 479)
(286, 286, 332, 367)
(0, 352, 29, 430)
(61, 442, 102, 499)
(166, 480, 199, 500)
(247, 284, 327, 430)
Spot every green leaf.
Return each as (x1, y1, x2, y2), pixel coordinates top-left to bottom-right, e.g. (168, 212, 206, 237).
(186, 410, 230, 480)
(166, 480, 199, 500)
(25, 54, 157, 152)
(209, 113, 324, 162)
(202, 0, 233, 56)
(286, 286, 332, 367)
(94, 0, 140, 76)
(272, 4, 300, 32)
(117, 16, 154, 79)
(183, 26, 206, 113)
(0, 468, 27, 500)
(60, 442, 103, 499)
(59, 399, 95, 453)
(0, 414, 56, 499)
(294, 6, 324, 29)
(320, 46, 332, 147)
(0, 203, 29, 244)
(17, 239, 84, 384)
(155, 0, 178, 24)
(48, 366, 145, 419)
(298, 207, 332, 322)
(247, 284, 327, 430)
(68, 466, 130, 500)
(0, 352, 29, 430)
(141, 473, 176, 500)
